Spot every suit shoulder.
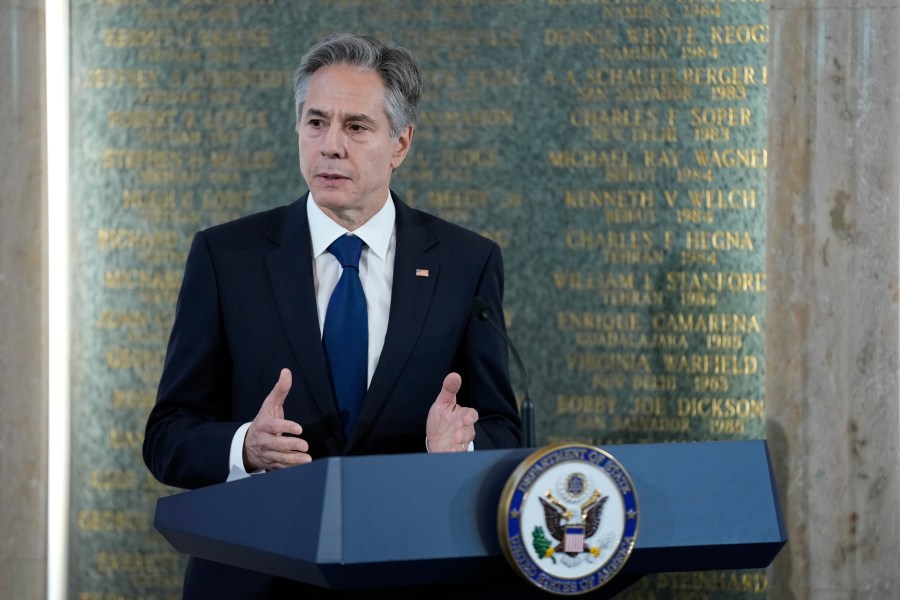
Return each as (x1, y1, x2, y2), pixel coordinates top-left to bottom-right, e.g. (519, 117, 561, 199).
(407, 205, 498, 251)
(198, 199, 302, 251)
(202, 204, 284, 239)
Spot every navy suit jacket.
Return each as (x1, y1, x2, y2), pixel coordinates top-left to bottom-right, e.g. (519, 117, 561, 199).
(143, 192, 522, 596)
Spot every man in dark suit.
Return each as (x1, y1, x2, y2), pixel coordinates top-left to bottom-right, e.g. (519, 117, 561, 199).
(143, 34, 522, 597)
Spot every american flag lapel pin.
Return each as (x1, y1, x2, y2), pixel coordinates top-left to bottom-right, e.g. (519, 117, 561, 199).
(415, 268, 429, 277)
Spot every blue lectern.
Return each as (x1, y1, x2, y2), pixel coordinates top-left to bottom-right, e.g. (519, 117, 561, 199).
(154, 440, 786, 597)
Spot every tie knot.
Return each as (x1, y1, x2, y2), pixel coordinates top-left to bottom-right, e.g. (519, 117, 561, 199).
(328, 235, 364, 269)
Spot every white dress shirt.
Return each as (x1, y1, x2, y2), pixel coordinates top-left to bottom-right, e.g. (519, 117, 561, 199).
(308, 192, 396, 383)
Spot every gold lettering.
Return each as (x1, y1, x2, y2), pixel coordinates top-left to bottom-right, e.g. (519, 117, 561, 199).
(691, 108, 751, 131)
(627, 395, 666, 414)
(565, 230, 655, 250)
(209, 151, 274, 169)
(612, 415, 689, 433)
(685, 230, 754, 251)
(556, 395, 618, 415)
(665, 271, 766, 293)
(677, 398, 765, 419)
(203, 110, 268, 129)
(651, 313, 761, 334)
(544, 28, 617, 46)
(201, 189, 254, 210)
(89, 469, 138, 490)
(565, 189, 653, 208)
(656, 571, 768, 593)
(693, 148, 767, 168)
(602, 5, 671, 20)
(553, 271, 635, 290)
(98, 229, 178, 250)
(82, 68, 159, 89)
(565, 352, 652, 372)
(107, 109, 178, 129)
(77, 510, 150, 532)
(420, 108, 514, 128)
(104, 28, 191, 48)
(108, 429, 145, 449)
(197, 28, 270, 47)
(103, 149, 182, 170)
(437, 148, 497, 167)
(557, 311, 640, 330)
(643, 149, 679, 168)
(105, 269, 183, 290)
(574, 331, 688, 349)
(682, 66, 759, 86)
(711, 24, 769, 45)
(426, 189, 489, 209)
(549, 150, 629, 168)
(96, 551, 182, 574)
(632, 375, 677, 392)
(112, 388, 156, 409)
(662, 354, 759, 375)
(177, 69, 292, 89)
(96, 310, 147, 330)
(687, 189, 757, 209)
(625, 25, 696, 46)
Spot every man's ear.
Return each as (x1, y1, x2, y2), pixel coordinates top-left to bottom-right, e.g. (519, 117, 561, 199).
(391, 125, 414, 170)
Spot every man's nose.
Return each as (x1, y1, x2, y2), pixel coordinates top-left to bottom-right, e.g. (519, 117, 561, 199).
(320, 124, 346, 158)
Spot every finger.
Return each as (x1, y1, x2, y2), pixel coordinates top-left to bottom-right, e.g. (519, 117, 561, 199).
(268, 452, 313, 469)
(257, 447, 312, 470)
(460, 407, 478, 427)
(455, 430, 474, 450)
(265, 431, 309, 454)
(262, 368, 292, 414)
(261, 418, 303, 438)
(456, 421, 476, 443)
(434, 372, 462, 409)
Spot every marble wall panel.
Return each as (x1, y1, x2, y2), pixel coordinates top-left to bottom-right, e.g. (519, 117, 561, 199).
(0, 0, 47, 599)
(766, 2, 900, 598)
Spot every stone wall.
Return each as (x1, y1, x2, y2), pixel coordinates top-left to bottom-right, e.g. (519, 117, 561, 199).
(0, 0, 47, 598)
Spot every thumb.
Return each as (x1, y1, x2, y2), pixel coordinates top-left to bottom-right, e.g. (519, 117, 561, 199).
(435, 372, 462, 408)
(263, 368, 292, 414)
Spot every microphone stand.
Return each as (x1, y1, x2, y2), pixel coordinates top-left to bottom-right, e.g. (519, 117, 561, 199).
(473, 298, 536, 448)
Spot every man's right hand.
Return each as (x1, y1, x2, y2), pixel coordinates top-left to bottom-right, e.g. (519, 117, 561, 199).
(243, 368, 311, 471)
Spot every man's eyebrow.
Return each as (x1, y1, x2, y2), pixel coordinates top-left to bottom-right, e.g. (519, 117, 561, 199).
(303, 107, 376, 125)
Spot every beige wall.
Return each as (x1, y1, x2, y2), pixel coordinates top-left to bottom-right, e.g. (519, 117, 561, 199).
(766, 0, 900, 597)
(2, 0, 899, 597)
(0, 0, 48, 598)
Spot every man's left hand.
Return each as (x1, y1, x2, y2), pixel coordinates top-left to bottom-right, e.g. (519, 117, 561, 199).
(425, 372, 479, 452)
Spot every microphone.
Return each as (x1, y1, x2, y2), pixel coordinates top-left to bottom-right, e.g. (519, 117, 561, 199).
(471, 296, 536, 448)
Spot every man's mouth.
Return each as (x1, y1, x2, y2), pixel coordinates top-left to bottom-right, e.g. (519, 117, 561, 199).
(318, 172, 349, 182)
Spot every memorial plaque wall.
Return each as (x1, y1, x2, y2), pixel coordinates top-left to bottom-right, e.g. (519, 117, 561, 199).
(69, 1, 768, 598)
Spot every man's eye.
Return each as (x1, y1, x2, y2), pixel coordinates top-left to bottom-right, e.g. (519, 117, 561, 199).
(308, 119, 323, 127)
(348, 123, 366, 132)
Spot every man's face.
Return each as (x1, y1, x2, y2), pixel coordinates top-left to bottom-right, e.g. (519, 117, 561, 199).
(298, 63, 413, 230)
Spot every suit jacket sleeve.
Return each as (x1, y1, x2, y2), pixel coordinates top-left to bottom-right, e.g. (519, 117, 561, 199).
(460, 242, 523, 450)
(143, 231, 240, 489)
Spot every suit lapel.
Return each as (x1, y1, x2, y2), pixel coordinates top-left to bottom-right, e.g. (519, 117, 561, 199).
(265, 195, 343, 436)
(348, 197, 439, 448)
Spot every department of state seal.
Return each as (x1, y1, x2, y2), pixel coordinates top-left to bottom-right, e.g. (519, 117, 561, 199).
(497, 443, 639, 595)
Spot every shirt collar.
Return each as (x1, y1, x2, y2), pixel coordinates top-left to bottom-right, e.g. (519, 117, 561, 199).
(307, 192, 396, 260)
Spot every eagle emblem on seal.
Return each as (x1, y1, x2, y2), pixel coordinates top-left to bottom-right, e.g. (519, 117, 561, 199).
(532, 471, 608, 565)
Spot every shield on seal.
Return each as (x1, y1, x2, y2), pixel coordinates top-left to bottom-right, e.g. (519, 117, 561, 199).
(563, 524, 585, 553)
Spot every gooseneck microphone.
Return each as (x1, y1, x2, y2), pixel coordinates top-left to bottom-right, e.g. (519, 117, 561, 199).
(471, 296, 536, 448)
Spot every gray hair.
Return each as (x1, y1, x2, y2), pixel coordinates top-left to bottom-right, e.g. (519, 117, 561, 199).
(293, 34, 423, 139)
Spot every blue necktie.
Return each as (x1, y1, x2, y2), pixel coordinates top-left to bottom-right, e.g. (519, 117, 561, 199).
(322, 235, 368, 436)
